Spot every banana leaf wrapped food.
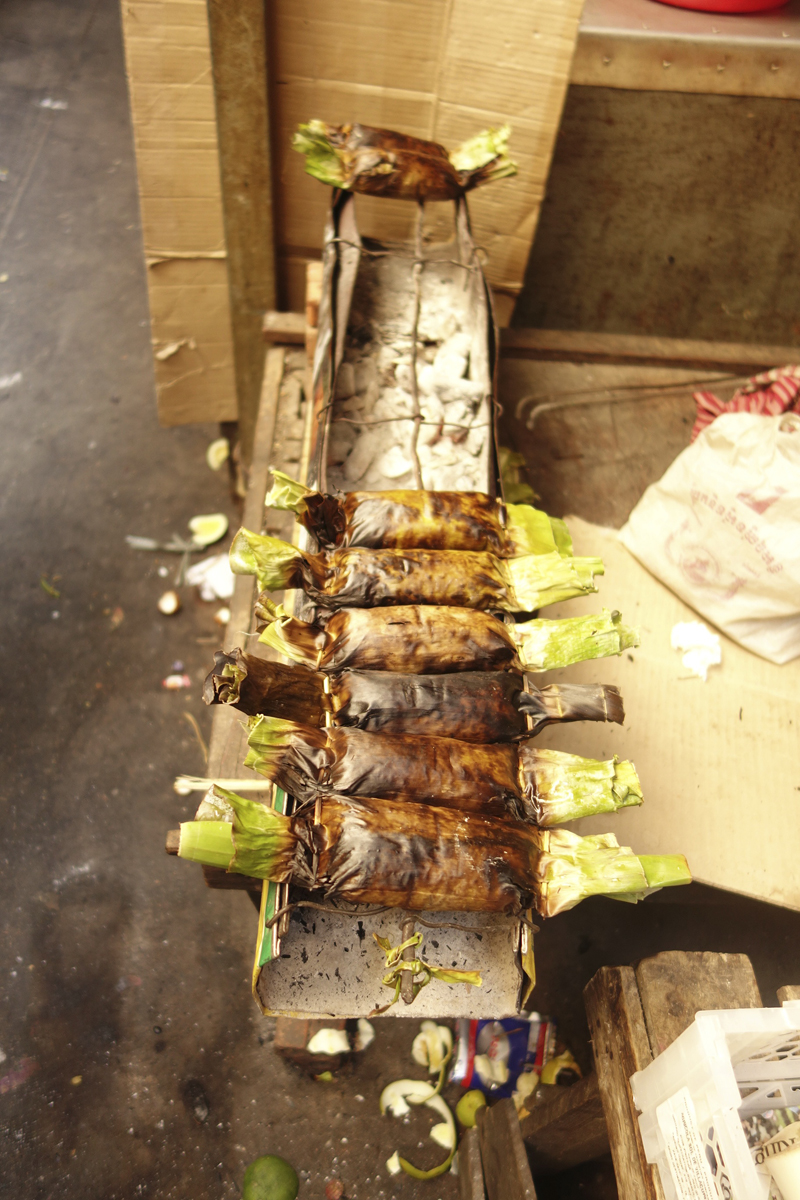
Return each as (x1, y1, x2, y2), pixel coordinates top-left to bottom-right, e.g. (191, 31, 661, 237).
(256, 601, 639, 675)
(266, 471, 572, 557)
(231, 528, 602, 612)
(204, 648, 624, 743)
(176, 788, 691, 917)
(243, 715, 643, 826)
(292, 121, 517, 202)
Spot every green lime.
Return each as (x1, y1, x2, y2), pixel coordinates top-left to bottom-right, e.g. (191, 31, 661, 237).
(242, 1155, 299, 1200)
(456, 1089, 487, 1128)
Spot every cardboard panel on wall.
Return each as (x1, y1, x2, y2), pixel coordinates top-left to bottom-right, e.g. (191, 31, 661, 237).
(122, 0, 583, 420)
(120, 0, 237, 424)
(270, 0, 585, 315)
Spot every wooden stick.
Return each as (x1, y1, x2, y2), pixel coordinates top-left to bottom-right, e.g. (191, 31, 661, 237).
(407, 201, 425, 490)
(401, 914, 416, 1005)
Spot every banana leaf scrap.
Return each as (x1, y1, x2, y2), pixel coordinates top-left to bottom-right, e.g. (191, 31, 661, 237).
(178, 788, 691, 917)
(204, 648, 624, 743)
(243, 715, 642, 826)
(265, 471, 572, 557)
(255, 601, 639, 676)
(231, 527, 602, 613)
(292, 121, 517, 202)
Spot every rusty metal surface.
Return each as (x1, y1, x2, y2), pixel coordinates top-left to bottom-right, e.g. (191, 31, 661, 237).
(514, 85, 800, 346)
(574, 0, 800, 98)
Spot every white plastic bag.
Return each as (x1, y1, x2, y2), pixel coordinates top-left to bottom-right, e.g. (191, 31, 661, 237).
(619, 412, 800, 664)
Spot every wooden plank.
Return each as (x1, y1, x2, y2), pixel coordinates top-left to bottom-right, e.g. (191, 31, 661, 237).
(500, 327, 800, 372)
(207, 0, 277, 463)
(636, 952, 762, 1059)
(263, 312, 306, 344)
(520, 1073, 609, 1174)
(477, 1098, 537, 1200)
(778, 985, 800, 1004)
(584, 966, 665, 1200)
(202, 348, 285, 892)
(458, 1126, 487, 1200)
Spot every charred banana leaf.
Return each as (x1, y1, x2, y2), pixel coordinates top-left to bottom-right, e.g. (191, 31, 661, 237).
(244, 715, 525, 818)
(176, 789, 691, 916)
(231, 527, 602, 612)
(203, 650, 326, 724)
(256, 601, 639, 676)
(266, 470, 572, 557)
(292, 121, 516, 202)
(205, 648, 624, 743)
(243, 715, 642, 826)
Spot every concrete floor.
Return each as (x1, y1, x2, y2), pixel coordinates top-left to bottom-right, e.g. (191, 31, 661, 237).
(2, 3, 800, 1200)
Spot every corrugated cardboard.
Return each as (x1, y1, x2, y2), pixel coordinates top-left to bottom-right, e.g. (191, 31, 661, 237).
(271, 0, 585, 317)
(537, 518, 800, 912)
(120, 0, 237, 424)
(121, 0, 583, 423)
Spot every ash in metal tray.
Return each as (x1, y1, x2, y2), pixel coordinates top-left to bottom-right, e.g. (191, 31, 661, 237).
(326, 249, 493, 494)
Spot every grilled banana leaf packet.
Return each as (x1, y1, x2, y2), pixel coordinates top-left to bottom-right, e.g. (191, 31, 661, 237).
(266, 470, 572, 557)
(204, 648, 624, 743)
(292, 121, 517, 202)
(256, 601, 639, 676)
(231, 527, 602, 612)
(177, 788, 692, 917)
(243, 715, 643, 826)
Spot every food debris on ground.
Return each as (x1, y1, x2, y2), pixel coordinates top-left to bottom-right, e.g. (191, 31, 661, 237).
(162, 674, 192, 690)
(157, 589, 181, 615)
(671, 620, 722, 681)
(206, 438, 230, 471)
(188, 512, 229, 547)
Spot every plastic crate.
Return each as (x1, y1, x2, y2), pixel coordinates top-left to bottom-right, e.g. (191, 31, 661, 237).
(631, 1002, 800, 1200)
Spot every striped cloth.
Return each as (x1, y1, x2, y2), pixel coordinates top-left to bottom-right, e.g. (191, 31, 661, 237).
(692, 364, 800, 442)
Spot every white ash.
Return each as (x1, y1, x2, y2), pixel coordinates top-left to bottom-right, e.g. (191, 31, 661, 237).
(326, 250, 492, 494)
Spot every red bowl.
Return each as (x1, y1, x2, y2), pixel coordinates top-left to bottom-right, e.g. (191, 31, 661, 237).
(652, 0, 788, 11)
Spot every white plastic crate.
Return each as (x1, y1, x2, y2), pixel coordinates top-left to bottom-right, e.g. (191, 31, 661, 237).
(631, 1001, 800, 1200)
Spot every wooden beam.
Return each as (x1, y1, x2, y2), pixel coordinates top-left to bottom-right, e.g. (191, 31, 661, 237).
(477, 1098, 537, 1200)
(520, 1073, 609, 1174)
(500, 327, 800, 373)
(206, 0, 277, 462)
(458, 1127, 487, 1200)
(263, 311, 306, 344)
(635, 951, 762, 1059)
(584, 966, 666, 1200)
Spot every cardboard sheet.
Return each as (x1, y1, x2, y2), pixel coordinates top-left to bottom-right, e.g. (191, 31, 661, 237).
(122, 0, 584, 421)
(271, 0, 585, 315)
(120, 0, 237, 424)
(537, 518, 800, 911)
